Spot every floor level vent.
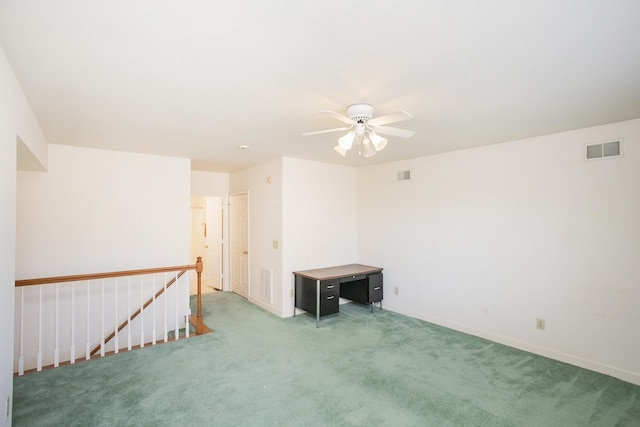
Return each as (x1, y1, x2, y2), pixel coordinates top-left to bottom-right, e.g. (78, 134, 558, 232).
(585, 140, 622, 160)
(260, 268, 273, 304)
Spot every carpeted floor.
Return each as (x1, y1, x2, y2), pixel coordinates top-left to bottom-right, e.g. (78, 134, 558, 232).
(12, 291, 640, 426)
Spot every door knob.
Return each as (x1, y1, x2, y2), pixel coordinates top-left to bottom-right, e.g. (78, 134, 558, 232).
(243, 251, 248, 255)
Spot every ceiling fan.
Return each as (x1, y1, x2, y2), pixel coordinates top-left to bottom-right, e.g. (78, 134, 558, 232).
(302, 103, 415, 157)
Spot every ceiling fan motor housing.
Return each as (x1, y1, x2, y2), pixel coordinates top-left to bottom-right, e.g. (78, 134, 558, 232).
(347, 104, 374, 123)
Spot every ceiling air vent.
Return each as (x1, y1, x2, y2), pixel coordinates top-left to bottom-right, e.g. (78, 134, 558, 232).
(585, 140, 622, 160)
(397, 170, 411, 181)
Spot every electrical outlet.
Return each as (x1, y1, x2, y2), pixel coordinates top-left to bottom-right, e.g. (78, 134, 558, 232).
(536, 318, 546, 330)
(394, 286, 399, 295)
(483, 305, 489, 315)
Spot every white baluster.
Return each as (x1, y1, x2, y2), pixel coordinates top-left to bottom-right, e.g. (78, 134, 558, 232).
(18, 287, 24, 376)
(70, 282, 76, 364)
(174, 272, 179, 340)
(127, 277, 132, 351)
(54, 283, 60, 368)
(100, 279, 105, 357)
(184, 274, 190, 338)
(140, 276, 144, 348)
(152, 275, 157, 346)
(37, 285, 42, 371)
(163, 273, 168, 343)
(114, 278, 119, 354)
(86, 281, 90, 360)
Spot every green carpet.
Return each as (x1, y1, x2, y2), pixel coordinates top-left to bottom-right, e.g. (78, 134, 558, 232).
(12, 291, 640, 426)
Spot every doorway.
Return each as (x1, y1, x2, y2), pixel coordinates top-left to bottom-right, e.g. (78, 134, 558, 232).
(190, 196, 224, 295)
(229, 193, 249, 299)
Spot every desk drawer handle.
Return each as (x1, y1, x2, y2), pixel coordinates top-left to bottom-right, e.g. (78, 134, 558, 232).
(327, 285, 334, 289)
(326, 295, 335, 300)
(374, 286, 381, 290)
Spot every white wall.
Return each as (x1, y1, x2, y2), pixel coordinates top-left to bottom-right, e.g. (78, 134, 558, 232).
(282, 158, 358, 317)
(15, 90, 47, 171)
(1, 44, 48, 426)
(230, 158, 283, 315)
(191, 170, 229, 196)
(229, 157, 358, 318)
(357, 119, 640, 384)
(16, 145, 191, 278)
(0, 45, 17, 427)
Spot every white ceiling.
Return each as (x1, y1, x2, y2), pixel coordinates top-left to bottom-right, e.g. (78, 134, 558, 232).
(2, 1, 640, 172)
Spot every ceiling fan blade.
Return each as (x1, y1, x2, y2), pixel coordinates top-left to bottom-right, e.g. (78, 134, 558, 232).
(367, 111, 413, 127)
(320, 110, 356, 125)
(302, 126, 352, 136)
(370, 125, 415, 138)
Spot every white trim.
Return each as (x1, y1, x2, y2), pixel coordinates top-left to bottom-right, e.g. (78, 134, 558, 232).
(249, 297, 282, 318)
(383, 302, 640, 386)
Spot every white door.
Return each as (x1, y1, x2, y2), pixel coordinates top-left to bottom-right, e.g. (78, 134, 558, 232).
(206, 197, 224, 290)
(230, 193, 249, 299)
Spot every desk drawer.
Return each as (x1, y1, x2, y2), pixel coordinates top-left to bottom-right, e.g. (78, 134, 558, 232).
(295, 276, 339, 316)
(320, 279, 339, 293)
(340, 274, 366, 283)
(369, 273, 383, 303)
(319, 292, 339, 316)
(320, 280, 339, 316)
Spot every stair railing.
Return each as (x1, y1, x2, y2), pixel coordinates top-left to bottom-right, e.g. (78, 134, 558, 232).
(14, 257, 206, 375)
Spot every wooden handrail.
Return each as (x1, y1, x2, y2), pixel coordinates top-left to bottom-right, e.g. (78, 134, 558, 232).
(15, 264, 198, 287)
(16, 257, 209, 363)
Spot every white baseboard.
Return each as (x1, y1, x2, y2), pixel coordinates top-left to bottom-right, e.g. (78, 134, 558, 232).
(382, 302, 640, 386)
(248, 296, 282, 318)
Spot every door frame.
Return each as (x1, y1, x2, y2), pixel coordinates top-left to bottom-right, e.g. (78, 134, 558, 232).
(189, 195, 229, 293)
(229, 191, 249, 298)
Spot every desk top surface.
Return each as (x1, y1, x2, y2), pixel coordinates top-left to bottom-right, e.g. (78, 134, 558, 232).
(293, 264, 383, 281)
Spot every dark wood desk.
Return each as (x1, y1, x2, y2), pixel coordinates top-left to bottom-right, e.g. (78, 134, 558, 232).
(293, 264, 383, 327)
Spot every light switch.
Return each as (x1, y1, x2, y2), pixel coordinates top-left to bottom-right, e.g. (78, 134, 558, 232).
(272, 240, 279, 249)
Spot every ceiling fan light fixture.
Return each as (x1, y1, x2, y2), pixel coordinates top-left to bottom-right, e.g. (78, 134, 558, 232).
(338, 131, 355, 150)
(303, 103, 414, 158)
(334, 144, 347, 157)
(362, 137, 376, 158)
(369, 132, 387, 151)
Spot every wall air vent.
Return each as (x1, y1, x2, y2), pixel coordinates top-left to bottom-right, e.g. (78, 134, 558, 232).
(585, 140, 622, 160)
(397, 170, 411, 181)
(260, 268, 273, 304)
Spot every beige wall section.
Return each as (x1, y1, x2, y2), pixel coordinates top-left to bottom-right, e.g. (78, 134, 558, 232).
(1, 44, 49, 426)
(282, 158, 358, 316)
(0, 44, 17, 427)
(15, 83, 47, 171)
(357, 118, 640, 385)
(230, 158, 283, 316)
(16, 144, 191, 278)
(191, 170, 229, 196)
(229, 157, 358, 318)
